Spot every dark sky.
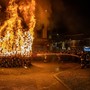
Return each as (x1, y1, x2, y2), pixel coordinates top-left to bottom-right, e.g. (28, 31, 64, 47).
(0, 0, 90, 35)
(51, 0, 90, 35)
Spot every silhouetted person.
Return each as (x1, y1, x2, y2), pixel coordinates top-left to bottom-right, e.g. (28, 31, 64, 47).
(80, 51, 86, 69)
(80, 51, 90, 69)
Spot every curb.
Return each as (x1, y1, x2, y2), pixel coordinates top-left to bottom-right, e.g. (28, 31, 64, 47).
(53, 72, 71, 90)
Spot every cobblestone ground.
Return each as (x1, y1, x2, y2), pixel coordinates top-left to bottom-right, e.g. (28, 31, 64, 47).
(0, 62, 70, 90)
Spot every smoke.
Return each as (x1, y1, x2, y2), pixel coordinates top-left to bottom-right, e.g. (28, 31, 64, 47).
(35, 0, 52, 31)
(0, 0, 8, 23)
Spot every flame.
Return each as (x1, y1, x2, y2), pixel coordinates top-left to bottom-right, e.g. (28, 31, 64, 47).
(0, 0, 36, 56)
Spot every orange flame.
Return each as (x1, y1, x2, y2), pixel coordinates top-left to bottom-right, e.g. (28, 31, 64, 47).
(0, 0, 36, 56)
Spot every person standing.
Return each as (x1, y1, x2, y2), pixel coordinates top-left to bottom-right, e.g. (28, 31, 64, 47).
(85, 53, 90, 68)
(80, 51, 86, 69)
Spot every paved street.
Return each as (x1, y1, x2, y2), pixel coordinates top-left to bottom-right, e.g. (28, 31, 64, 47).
(0, 61, 72, 90)
(0, 59, 89, 90)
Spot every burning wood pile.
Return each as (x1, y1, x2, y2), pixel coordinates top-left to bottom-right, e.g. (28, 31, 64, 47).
(0, 0, 36, 57)
(0, 55, 31, 68)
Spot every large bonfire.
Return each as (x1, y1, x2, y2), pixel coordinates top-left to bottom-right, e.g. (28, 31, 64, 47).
(0, 0, 36, 57)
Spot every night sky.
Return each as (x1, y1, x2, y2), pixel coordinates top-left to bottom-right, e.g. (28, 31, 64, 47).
(0, 0, 90, 36)
(51, 0, 90, 35)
